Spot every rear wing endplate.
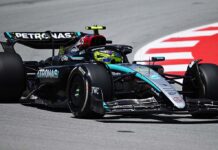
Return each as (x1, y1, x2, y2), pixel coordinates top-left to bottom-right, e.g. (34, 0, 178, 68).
(0, 41, 15, 53)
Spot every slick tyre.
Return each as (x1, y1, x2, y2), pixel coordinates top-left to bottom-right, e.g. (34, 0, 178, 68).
(198, 64, 218, 100)
(67, 64, 112, 119)
(185, 64, 218, 118)
(0, 53, 26, 102)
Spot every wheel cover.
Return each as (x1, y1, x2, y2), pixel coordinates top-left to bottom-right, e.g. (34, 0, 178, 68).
(70, 76, 85, 109)
(69, 75, 89, 112)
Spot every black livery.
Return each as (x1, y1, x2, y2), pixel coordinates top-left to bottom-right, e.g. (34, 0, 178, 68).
(1, 25, 218, 119)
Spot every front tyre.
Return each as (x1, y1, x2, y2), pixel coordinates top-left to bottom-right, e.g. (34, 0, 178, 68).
(67, 64, 112, 119)
(183, 63, 218, 118)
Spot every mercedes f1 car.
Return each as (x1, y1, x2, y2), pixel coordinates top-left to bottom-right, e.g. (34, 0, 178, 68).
(1, 25, 218, 118)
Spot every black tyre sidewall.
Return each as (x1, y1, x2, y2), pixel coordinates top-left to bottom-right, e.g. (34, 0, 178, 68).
(67, 64, 112, 118)
(199, 64, 218, 100)
(68, 68, 90, 117)
(0, 53, 26, 102)
(187, 64, 218, 118)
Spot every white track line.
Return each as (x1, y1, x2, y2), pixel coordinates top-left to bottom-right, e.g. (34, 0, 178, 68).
(149, 41, 199, 48)
(163, 64, 188, 72)
(173, 31, 218, 38)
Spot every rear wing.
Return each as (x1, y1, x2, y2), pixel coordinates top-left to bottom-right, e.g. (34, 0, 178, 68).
(3, 31, 84, 49)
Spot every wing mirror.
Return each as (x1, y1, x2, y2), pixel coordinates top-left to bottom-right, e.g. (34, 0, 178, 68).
(151, 57, 165, 62)
(121, 46, 132, 55)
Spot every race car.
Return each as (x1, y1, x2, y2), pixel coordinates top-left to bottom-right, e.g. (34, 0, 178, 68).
(0, 25, 218, 119)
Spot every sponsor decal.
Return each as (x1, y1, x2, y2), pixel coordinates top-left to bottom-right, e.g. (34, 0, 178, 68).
(14, 32, 74, 40)
(150, 74, 160, 80)
(168, 91, 177, 95)
(91, 87, 104, 100)
(92, 87, 101, 95)
(131, 65, 161, 79)
(173, 97, 183, 103)
(132, 66, 149, 75)
(37, 69, 59, 78)
(161, 83, 168, 87)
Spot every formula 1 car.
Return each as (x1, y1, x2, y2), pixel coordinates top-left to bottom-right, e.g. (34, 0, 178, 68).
(1, 25, 218, 118)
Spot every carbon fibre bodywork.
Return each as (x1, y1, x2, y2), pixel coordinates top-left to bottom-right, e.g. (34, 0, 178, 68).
(1, 26, 218, 118)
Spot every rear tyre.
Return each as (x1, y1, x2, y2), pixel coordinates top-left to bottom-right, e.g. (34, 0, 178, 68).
(184, 63, 218, 118)
(67, 64, 112, 119)
(0, 53, 26, 102)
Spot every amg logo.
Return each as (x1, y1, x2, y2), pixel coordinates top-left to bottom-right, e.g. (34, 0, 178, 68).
(15, 32, 73, 40)
(37, 69, 59, 78)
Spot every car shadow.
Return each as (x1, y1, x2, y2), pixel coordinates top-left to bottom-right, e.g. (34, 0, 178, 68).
(0, 100, 19, 103)
(2, 101, 218, 124)
(96, 114, 218, 124)
(21, 103, 71, 113)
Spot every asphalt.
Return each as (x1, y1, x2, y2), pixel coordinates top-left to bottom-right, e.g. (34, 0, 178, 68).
(0, 0, 218, 150)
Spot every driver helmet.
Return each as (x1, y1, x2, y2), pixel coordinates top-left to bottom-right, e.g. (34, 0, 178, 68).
(93, 50, 123, 64)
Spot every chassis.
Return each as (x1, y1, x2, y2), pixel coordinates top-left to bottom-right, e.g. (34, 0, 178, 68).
(0, 26, 218, 118)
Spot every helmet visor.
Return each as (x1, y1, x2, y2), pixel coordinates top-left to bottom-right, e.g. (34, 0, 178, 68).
(93, 50, 123, 64)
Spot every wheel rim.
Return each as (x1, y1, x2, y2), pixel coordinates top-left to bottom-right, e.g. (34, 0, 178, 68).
(69, 75, 86, 110)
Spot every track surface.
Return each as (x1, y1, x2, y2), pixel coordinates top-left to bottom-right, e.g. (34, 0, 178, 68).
(1, 0, 218, 150)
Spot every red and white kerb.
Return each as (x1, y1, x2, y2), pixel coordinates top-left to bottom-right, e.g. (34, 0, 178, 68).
(134, 23, 218, 76)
